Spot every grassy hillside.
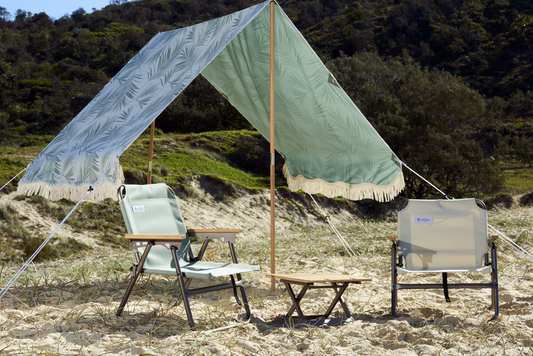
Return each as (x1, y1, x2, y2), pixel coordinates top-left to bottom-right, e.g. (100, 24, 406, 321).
(0, 130, 289, 208)
(2, 130, 533, 200)
(119, 130, 286, 196)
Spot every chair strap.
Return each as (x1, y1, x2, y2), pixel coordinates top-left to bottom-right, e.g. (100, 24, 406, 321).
(442, 272, 450, 302)
(230, 275, 242, 306)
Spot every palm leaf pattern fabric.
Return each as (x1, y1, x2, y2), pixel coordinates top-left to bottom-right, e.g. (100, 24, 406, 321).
(18, 1, 404, 202)
(202, 5, 404, 201)
(17, 1, 270, 201)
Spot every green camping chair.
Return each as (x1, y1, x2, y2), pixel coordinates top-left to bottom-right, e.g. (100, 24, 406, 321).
(390, 199, 499, 320)
(115, 183, 260, 328)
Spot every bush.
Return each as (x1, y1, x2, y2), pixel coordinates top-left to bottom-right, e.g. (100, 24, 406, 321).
(231, 134, 284, 176)
(327, 52, 505, 199)
(514, 136, 533, 166)
(21, 236, 59, 262)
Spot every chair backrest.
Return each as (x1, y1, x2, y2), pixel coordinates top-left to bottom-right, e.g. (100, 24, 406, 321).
(119, 184, 190, 270)
(398, 198, 488, 271)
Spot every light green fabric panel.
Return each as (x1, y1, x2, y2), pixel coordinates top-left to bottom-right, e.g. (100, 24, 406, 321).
(202, 4, 404, 202)
(144, 261, 259, 279)
(397, 199, 490, 272)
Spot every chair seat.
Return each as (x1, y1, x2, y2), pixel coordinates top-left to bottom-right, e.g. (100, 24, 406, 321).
(144, 261, 260, 279)
(397, 265, 492, 274)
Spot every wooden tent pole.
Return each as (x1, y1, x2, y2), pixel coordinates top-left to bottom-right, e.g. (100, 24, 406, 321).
(147, 121, 155, 185)
(269, 0, 276, 293)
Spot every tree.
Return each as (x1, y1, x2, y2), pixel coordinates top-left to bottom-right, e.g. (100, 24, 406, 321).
(0, 7, 10, 25)
(327, 52, 504, 199)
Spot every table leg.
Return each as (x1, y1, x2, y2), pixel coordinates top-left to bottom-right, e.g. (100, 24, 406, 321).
(322, 282, 351, 319)
(284, 282, 310, 319)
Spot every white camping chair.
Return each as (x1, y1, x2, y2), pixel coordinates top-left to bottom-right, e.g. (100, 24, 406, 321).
(390, 199, 499, 320)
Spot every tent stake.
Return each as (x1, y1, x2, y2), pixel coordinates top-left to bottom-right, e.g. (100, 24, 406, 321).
(147, 121, 156, 184)
(270, 0, 276, 293)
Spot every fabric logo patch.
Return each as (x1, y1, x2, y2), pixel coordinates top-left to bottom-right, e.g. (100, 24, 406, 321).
(132, 205, 146, 213)
(414, 217, 433, 223)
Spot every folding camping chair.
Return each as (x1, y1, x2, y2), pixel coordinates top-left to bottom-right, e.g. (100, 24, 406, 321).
(390, 199, 499, 320)
(115, 183, 260, 328)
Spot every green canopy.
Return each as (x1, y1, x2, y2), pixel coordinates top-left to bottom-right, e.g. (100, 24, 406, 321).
(202, 5, 403, 201)
(17, 0, 404, 202)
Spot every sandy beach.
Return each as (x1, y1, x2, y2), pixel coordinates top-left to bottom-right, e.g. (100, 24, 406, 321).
(0, 188, 532, 355)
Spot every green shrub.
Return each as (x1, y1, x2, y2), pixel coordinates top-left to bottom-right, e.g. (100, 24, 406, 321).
(21, 236, 59, 262)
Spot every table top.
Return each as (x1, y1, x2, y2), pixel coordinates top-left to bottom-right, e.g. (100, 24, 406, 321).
(266, 272, 371, 283)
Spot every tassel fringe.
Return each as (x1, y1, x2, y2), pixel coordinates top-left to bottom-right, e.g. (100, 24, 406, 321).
(16, 166, 125, 202)
(283, 164, 404, 202)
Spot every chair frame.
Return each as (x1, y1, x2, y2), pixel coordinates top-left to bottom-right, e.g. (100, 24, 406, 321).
(115, 186, 254, 329)
(390, 200, 499, 321)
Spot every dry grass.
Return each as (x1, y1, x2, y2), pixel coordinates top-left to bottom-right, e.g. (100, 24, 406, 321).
(0, 207, 532, 354)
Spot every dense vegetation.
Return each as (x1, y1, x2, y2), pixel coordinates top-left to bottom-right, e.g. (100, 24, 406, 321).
(329, 52, 504, 198)
(0, 0, 533, 199)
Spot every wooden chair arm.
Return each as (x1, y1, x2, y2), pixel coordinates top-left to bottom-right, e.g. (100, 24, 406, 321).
(389, 236, 398, 242)
(187, 229, 242, 244)
(187, 229, 243, 263)
(126, 234, 186, 241)
(489, 235, 499, 241)
(126, 234, 186, 250)
(187, 229, 243, 233)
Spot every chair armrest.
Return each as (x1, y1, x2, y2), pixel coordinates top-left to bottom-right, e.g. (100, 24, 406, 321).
(126, 234, 187, 241)
(126, 234, 186, 249)
(389, 236, 398, 242)
(489, 235, 499, 241)
(187, 229, 242, 243)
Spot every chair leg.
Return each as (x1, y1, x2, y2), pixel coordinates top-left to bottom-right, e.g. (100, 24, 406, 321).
(174, 278, 193, 306)
(197, 239, 211, 261)
(171, 245, 195, 328)
(228, 243, 252, 319)
(391, 242, 398, 317)
(442, 272, 450, 302)
(235, 273, 252, 319)
(116, 242, 154, 317)
(490, 242, 499, 320)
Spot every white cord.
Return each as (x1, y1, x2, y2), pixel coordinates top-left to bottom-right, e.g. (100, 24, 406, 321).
(0, 167, 27, 192)
(400, 161, 450, 199)
(488, 224, 533, 262)
(0, 188, 92, 299)
(308, 194, 356, 258)
(0, 156, 120, 299)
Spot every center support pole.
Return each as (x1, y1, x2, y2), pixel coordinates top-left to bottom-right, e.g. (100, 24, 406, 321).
(269, 1, 276, 293)
(147, 121, 156, 185)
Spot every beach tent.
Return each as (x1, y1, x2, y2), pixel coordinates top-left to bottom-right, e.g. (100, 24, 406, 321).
(12, 0, 404, 292)
(17, 0, 403, 203)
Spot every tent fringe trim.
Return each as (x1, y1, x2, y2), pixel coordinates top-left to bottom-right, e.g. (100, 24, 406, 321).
(283, 164, 404, 202)
(16, 166, 125, 202)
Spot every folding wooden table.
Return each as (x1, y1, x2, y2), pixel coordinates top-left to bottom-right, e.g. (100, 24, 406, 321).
(268, 273, 371, 323)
